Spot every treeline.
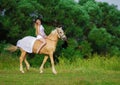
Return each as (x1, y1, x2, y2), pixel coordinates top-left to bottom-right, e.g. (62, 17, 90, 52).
(0, 0, 120, 58)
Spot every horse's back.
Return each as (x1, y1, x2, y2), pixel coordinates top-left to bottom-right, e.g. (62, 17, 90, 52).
(32, 38, 53, 54)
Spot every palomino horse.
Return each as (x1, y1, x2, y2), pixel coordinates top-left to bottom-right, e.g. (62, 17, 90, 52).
(8, 27, 67, 74)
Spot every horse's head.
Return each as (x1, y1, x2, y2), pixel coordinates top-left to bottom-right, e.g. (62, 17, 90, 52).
(56, 27, 67, 41)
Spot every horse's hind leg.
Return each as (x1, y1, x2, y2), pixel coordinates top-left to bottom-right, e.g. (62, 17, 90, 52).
(40, 56, 48, 73)
(24, 56, 30, 71)
(19, 50, 26, 73)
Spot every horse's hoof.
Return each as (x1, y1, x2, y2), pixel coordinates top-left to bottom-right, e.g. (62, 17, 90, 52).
(27, 66, 30, 70)
(20, 70, 25, 73)
(26, 67, 30, 71)
(53, 71, 57, 75)
(40, 70, 43, 74)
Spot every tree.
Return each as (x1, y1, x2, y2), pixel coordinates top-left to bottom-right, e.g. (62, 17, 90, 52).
(88, 27, 112, 54)
(0, 0, 120, 57)
(0, 0, 42, 43)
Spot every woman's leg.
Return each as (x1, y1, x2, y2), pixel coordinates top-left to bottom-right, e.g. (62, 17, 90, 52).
(36, 38, 46, 53)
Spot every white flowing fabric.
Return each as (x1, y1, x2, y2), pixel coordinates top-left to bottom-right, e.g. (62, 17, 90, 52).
(16, 36, 37, 53)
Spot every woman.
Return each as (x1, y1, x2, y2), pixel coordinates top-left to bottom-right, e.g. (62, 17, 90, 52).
(34, 18, 47, 53)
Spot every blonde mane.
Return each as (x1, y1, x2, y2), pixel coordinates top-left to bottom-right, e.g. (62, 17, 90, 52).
(47, 29, 57, 39)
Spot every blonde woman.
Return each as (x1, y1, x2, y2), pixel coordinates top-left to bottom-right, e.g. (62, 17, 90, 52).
(34, 18, 47, 53)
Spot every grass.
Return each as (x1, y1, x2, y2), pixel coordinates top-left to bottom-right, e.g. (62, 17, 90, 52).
(0, 53, 120, 85)
(0, 68, 120, 85)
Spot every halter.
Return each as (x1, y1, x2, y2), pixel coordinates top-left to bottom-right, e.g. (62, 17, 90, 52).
(56, 28, 66, 40)
(46, 29, 65, 41)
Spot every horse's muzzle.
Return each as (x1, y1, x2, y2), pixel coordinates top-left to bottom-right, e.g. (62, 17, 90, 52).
(62, 36, 67, 41)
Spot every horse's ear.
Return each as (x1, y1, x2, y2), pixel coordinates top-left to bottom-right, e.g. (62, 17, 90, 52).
(57, 25, 64, 29)
(56, 27, 62, 31)
(59, 27, 62, 29)
(56, 26, 61, 29)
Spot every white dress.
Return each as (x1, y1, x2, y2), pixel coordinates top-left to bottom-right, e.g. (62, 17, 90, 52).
(16, 36, 37, 53)
(36, 25, 46, 39)
(16, 25, 46, 53)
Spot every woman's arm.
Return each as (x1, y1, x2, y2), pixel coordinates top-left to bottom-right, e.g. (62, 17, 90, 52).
(41, 25, 47, 38)
(35, 25, 40, 36)
(37, 25, 40, 35)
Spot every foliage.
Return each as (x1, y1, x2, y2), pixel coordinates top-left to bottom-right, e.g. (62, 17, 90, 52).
(0, 41, 6, 53)
(58, 53, 120, 71)
(0, 48, 120, 85)
(79, 40, 92, 57)
(27, 54, 51, 68)
(0, 53, 19, 70)
(88, 27, 112, 53)
(0, 0, 120, 58)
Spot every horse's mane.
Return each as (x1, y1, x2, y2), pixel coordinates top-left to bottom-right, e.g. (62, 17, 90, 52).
(48, 29, 57, 38)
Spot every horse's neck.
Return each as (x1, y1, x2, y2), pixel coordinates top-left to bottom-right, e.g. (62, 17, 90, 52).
(48, 30, 58, 41)
(46, 30, 59, 50)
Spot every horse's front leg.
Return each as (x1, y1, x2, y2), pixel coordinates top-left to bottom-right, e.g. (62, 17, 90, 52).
(49, 53, 57, 74)
(39, 56, 48, 73)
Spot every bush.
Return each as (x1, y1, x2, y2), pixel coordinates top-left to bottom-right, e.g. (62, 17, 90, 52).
(58, 53, 120, 71)
(59, 38, 83, 62)
(0, 41, 6, 53)
(27, 54, 51, 68)
(81, 40, 92, 55)
(0, 53, 19, 70)
(88, 27, 112, 53)
(108, 46, 120, 56)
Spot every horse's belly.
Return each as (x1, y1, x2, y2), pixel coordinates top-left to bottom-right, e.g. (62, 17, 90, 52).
(32, 40, 42, 53)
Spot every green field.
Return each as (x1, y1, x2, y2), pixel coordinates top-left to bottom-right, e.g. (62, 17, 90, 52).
(0, 53, 120, 85)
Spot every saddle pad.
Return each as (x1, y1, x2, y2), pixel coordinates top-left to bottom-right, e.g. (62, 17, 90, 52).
(16, 36, 37, 53)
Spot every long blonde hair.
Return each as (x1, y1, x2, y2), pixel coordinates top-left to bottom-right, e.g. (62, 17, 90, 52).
(34, 18, 42, 36)
(34, 23, 38, 36)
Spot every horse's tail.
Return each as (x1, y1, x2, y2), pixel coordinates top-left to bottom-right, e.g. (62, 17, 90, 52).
(4, 44, 18, 52)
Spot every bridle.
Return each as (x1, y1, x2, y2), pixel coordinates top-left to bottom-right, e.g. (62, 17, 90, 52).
(46, 29, 65, 41)
(57, 29, 66, 40)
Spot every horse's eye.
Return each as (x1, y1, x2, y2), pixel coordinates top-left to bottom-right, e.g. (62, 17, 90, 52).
(59, 32, 62, 34)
